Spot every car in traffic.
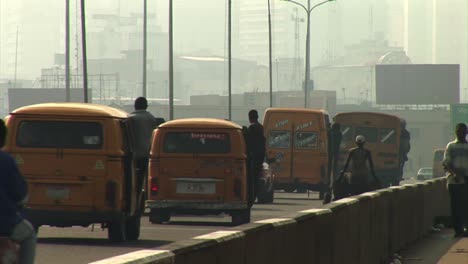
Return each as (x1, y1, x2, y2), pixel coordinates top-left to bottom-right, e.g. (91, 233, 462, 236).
(4, 103, 144, 242)
(416, 167, 433, 180)
(147, 118, 255, 225)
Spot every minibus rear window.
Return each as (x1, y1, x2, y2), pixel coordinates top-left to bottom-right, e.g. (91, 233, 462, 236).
(16, 121, 103, 149)
(163, 132, 231, 154)
(341, 126, 353, 143)
(268, 131, 290, 149)
(295, 132, 318, 149)
(355, 127, 378, 143)
(379, 128, 397, 144)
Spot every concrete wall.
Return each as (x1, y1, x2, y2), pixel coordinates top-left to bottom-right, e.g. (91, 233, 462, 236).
(91, 179, 450, 264)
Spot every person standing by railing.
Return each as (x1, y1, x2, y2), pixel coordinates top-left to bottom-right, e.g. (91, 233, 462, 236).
(443, 123, 468, 237)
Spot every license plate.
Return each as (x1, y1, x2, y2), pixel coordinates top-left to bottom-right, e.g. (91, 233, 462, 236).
(176, 182, 216, 194)
(46, 187, 70, 200)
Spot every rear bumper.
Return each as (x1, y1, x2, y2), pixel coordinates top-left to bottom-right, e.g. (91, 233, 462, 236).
(146, 200, 249, 210)
(23, 208, 123, 227)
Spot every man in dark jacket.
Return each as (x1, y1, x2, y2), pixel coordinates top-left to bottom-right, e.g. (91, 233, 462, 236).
(399, 119, 411, 183)
(126, 97, 160, 198)
(0, 119, 36, 264)
(246, 110, 266, 204)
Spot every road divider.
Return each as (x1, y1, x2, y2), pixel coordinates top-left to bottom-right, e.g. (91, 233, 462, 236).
(92, 178, 450, 264)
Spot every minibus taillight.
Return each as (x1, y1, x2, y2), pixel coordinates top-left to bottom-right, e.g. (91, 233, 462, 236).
(234, 178, 242, 197)
(106, 181, 117, 208)
(150, 177, 159, 196)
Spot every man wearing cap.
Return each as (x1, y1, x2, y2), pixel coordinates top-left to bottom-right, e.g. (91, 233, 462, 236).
(337, 135, 380, 197)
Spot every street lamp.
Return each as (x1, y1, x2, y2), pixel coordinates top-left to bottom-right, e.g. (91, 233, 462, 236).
(80, 0, 89, 103)
(143, 0, 147, 98)
(281, 0, 335, 108)
(268, 0, 273, 108)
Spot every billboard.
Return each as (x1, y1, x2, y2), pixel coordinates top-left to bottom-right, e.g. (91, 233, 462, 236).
(375, 64, 459, 105)
(450, 104, 468, 128)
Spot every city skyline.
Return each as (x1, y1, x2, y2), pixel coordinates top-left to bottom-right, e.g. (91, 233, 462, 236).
(0, 0, 466, 102)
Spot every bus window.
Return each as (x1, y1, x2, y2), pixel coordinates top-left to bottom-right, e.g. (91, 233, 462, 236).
(341, 125, 353, 143)
(16, 121, 103, 149)
(379, 128, 397, 144)
(295, 132, 318, 149)
(355, 127, 378, 143)
(268, 131, 290, 149)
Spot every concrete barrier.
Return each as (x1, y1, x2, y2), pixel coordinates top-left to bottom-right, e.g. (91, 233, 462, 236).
(92, 178, 450, 264)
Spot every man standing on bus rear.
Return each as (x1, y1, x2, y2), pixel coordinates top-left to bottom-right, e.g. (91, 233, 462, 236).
(0, 119, 36, 264)
(324, 123, 342, 203)
(127, 97, 160, 200)
(399, 119, 411, 182)
(338, 135, 380, 196)
(246, 110, 266, 205)
(443, 123, 468, 237)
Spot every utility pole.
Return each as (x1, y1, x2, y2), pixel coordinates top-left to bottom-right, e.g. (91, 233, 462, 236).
(14, 26, 18, 89)
(65, 0, 71, 101)
(268, 0, 273, 108)
(304, 0, 311, 108)
(169, 0, 174, 120)
(81, 0, 89, 103)
(0, 1, 2, 79)
(282, 0, 334, 108)
(143, 0, 147, 97)
(228, 0, 232, 120)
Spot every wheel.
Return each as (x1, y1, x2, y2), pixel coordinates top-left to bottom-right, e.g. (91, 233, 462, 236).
(264, 189, 274, 204)
(256, 180, 268, 204)
(149, 209, 170, 224)
(125, 215, 141, 240)
(108, 218, 126, 243)
(231, 209, 251, 226)
(319, 190, 325, 200)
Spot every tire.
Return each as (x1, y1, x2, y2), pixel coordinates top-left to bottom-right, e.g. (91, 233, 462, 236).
(108, 218, 126, 243)
(231, 209, 251, 226)
(319, 190, 325, 200)
(264, 189, 274, 204)
(256, 181, 268, 204)
(149, 209, 170, 224)
(125, 215, 141, 241)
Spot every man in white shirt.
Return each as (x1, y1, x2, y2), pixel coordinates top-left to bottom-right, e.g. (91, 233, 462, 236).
(443, 123, 468, 237)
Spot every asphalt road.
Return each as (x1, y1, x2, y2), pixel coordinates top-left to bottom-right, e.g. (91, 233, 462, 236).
(35, 191, 325, 264)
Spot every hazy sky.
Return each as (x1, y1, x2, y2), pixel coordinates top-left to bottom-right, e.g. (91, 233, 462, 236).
(0, 0, 467, 101)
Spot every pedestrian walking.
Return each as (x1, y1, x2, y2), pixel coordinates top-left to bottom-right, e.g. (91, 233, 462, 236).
(443, 123, 468, 237)
(337, 135, 380, 197)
